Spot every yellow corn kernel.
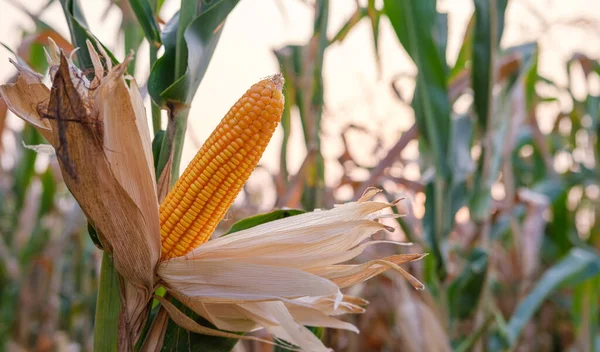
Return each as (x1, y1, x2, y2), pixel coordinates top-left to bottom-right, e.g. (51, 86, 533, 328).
(159, 74, 285, 259)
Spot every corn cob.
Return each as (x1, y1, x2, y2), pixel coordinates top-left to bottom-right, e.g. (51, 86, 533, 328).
(159, 74, 284, 259)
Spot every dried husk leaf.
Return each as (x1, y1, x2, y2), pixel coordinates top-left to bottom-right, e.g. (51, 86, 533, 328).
(155, 295, 301, 350)
(0, 60, 52, 141)
(309, 253, 427, 289)
(41, 53, 157, 288)
(394, 278, 451, 352)
(139, 307, 169, 352)
(158, 190, 424, 351)
(236, 301, 331, 352)
(156, 148, 173, 203)
(158, 259, 340, 303)
(0, 50, 161, 347)
(92, 48, 160, 272)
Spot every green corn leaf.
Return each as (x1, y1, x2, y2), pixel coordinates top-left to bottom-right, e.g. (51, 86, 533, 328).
(385, 0, 453, 282)
(329, 7, 367, 45)
(503, 248, 600, 348)
(148, 0, 240, 106)
(448, 248, 489, 321)
(384, 0, 451, 177)
(572, 276, 600, 351)
(128, 0, 162, 47)
(472, 0, 508, 130)
(160, 297, 241, 352)
(13, 125, 42, 214)
(93, 252, 120, 352)
(152, 130, 166, 175)
(449, 15, 474, 81)
(224, 209, 305, 236)
(38, 168, 56, 217)
(60, 0, 119, 70)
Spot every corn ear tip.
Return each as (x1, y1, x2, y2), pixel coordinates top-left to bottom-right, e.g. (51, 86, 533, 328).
(268, 73, 284, 90)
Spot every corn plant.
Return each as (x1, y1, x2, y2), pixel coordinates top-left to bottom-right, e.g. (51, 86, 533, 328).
(1, 0, 599, 351)
(0, 1, 425, 351)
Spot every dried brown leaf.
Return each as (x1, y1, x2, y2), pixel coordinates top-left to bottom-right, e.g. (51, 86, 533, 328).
(139, 307, 169, 352)
(0, 61, 52, 141)
(394, 278, 451, 352)
(25, 54, 159, 343)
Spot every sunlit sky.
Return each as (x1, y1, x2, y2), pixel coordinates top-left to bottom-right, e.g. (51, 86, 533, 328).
(1, 0, 599, 194)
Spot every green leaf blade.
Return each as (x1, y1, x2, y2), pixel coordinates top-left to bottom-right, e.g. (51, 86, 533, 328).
(504, 248, 600, 348)
(128, 0, 162, 47)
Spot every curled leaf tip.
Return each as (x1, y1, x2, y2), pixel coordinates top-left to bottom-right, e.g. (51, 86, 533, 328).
(390, 197, 406, 206)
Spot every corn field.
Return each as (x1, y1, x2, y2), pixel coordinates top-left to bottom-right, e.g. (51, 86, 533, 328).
(0, 0, 599, 351)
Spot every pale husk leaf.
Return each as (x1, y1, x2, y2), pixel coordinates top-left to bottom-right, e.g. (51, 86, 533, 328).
(308, 253, 427, 289)
(237, 301, 331, 352)
(394, 278, 451, 352)
(155, 296, 300, 350)
(157, 191, 426, 351)
(158, 260, 340, 302)
(139, 307, 169, 352)
(182, 220, 387, 267)
(171, 291, 361, 334)
(93, 50, 161, 268)
(183, 200, 395, 258)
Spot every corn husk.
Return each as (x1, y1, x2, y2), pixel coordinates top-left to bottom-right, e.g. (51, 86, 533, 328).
(157, 189, 425, 351)
(0, 41, 161, 346)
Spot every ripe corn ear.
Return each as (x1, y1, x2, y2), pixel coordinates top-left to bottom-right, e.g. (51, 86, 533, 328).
(159, 74, 285, 259)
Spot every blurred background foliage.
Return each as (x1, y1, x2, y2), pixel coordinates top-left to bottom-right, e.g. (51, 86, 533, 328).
(0, 0, 599, 351)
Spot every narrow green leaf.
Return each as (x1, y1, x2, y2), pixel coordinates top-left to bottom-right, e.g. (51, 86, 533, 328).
(328, 7, 367, 45)
(455, 314, 495, 352)
(93, 252, 120, 352)
(148, 12, 179, 107)
(18, 226, 50, 265)
(469, 70, 523, 221)
(13, 125, 42, 213)
(301, 0, 328, 211)
(128, 0, 162, 47)
(449, 15, 474, 81)
(384, 0, 451, 176)
(224, 209, 305, 235)
(385, 0, 452, 281)
(160, 297, 240, 352)
(123, 14, 144, 74)
(60, 0, 118, 70)
(0, 280, 19, 346)
(504, 248, 600, 348)
(273, 49, 296, 181)
(38, 168, 56, 217)
(472, 0, 508, 130)
(573, 276, 600, 351)
(450, 115, 476, 184)
(367, 0, 382, 71)
(148, 0, 240, 106)
(273, 326, 324, 352)
(434, 12, 449, 77)
(448, 248, 489, 320)
(0, 43, 24, 66)
(152, 129, 166, 174)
